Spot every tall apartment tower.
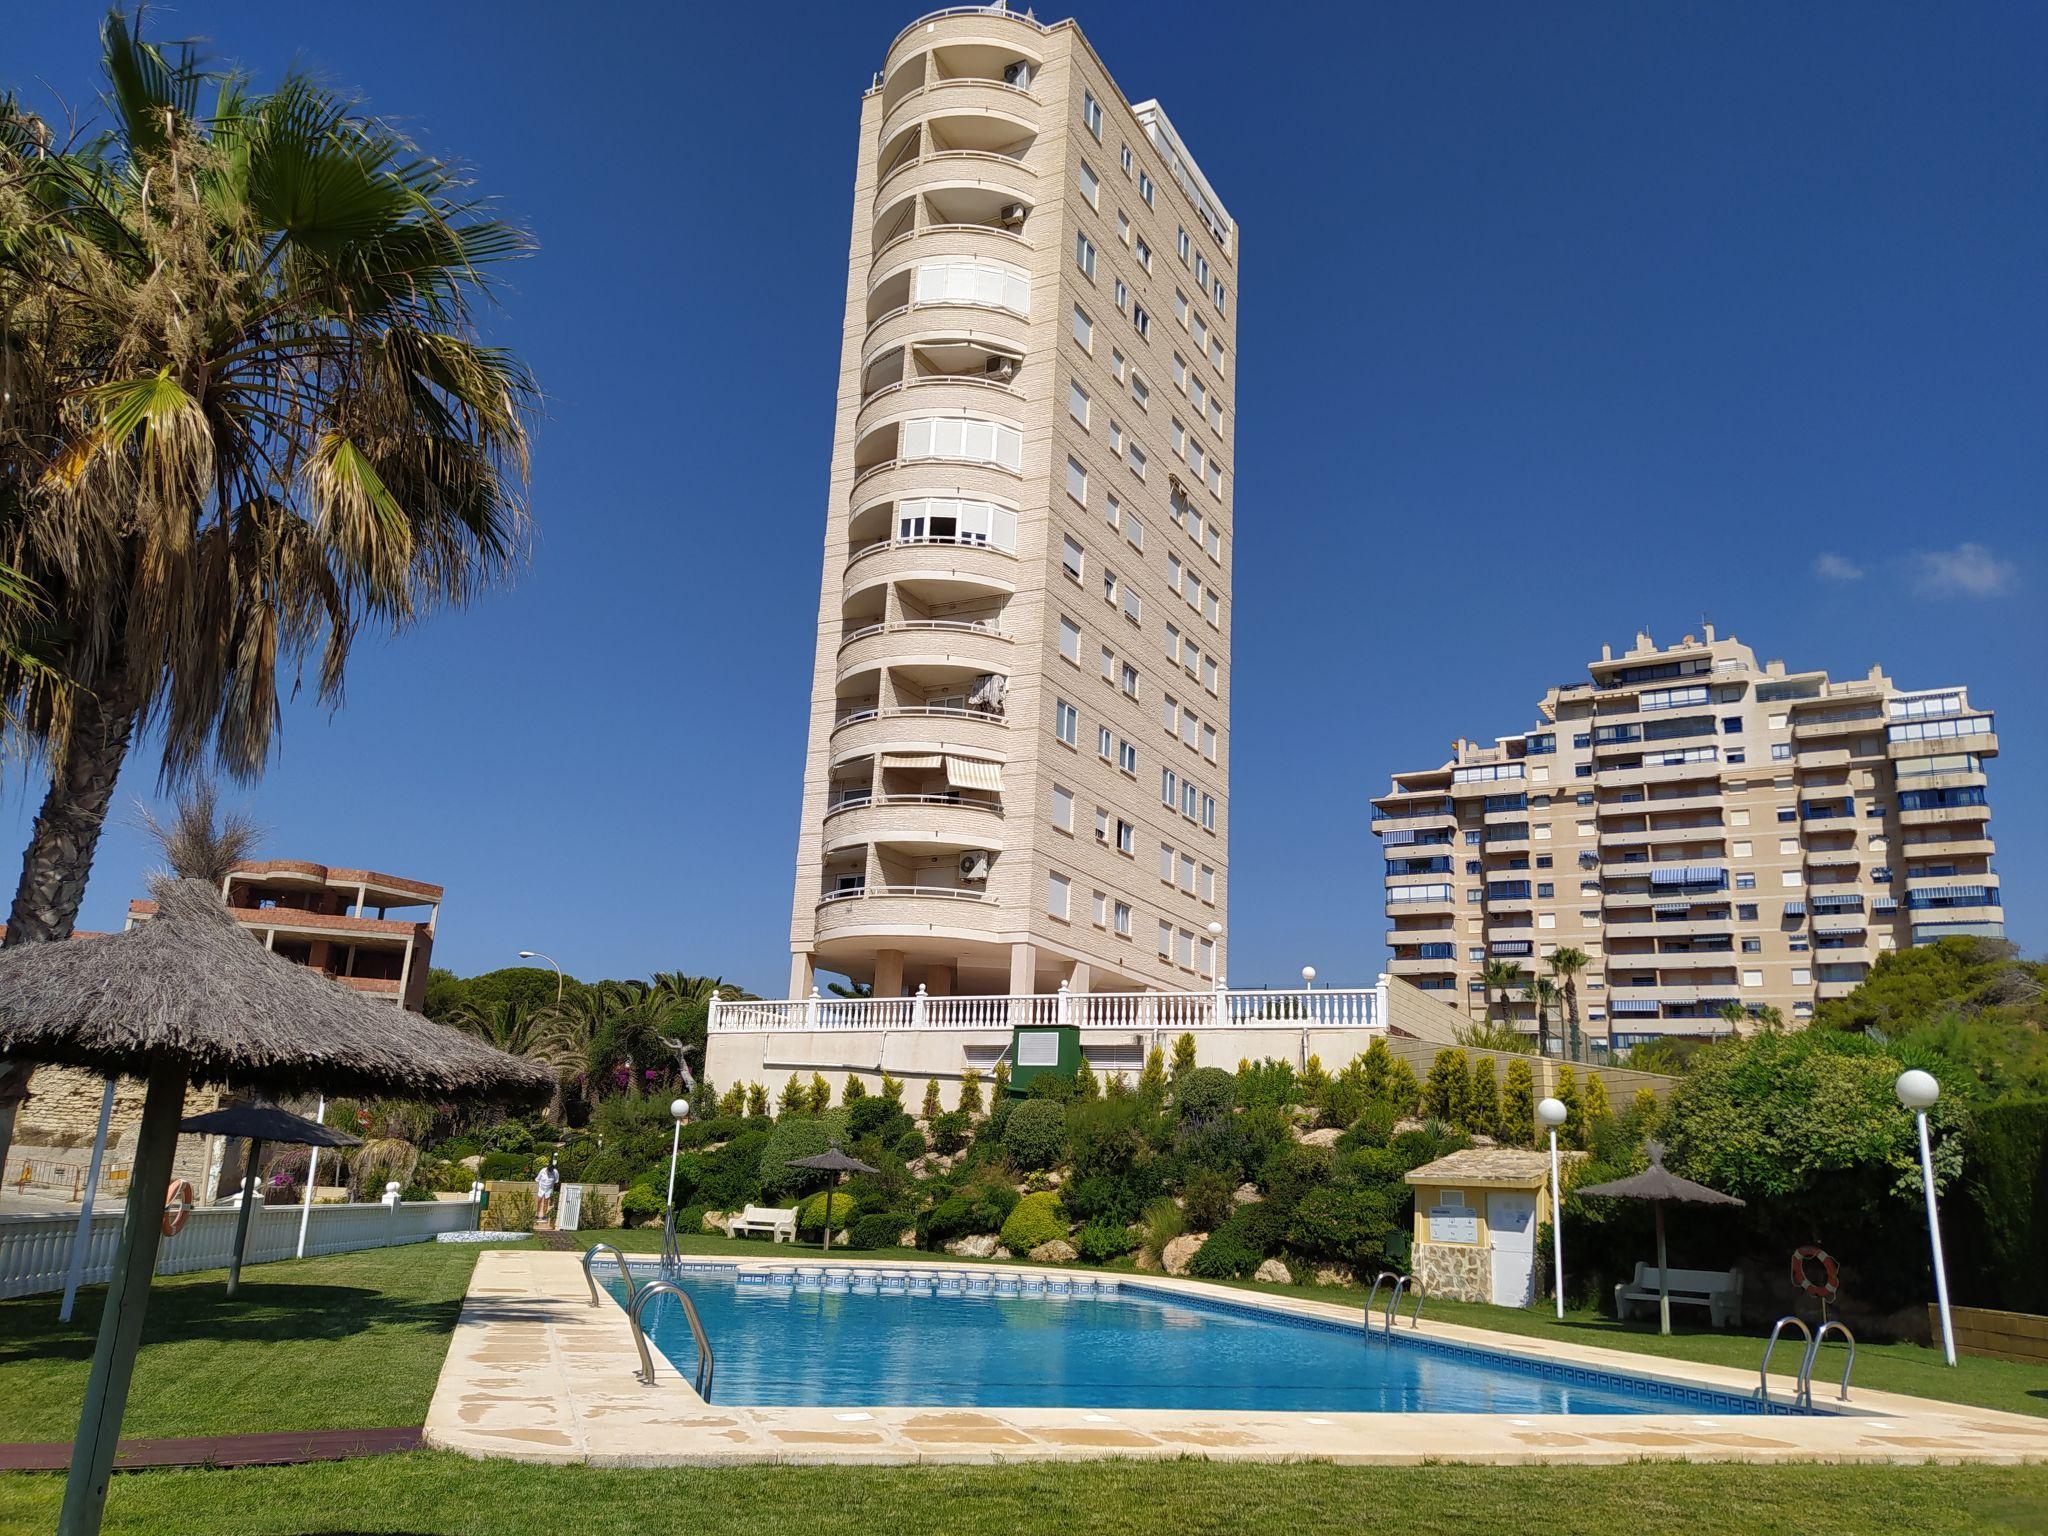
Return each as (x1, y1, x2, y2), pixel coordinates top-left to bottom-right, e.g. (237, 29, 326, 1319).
(787, 7, 1237, 1001)
(1371, 629, 2001, 1047)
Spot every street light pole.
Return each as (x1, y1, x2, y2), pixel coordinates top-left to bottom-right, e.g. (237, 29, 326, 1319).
(1896, 1069, 1955, 1366)
(1537, 1096, 1569, 1319)
(518, 950, 564, 1005)
(665, 1098, 690, 1213)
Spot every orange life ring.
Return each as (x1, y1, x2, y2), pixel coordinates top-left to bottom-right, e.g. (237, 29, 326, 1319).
(1791, 1243, 1839, 1300)
(161, 1179, 194, 1237)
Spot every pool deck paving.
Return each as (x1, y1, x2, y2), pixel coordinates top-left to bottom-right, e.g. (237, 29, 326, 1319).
(423, 1249, 2048, 1468)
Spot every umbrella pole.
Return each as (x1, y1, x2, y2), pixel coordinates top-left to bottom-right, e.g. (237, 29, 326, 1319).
(1655, 1204, 1670, 1337)
(60, 1063, 186, 1536)
(226, 1138, 265, 1299)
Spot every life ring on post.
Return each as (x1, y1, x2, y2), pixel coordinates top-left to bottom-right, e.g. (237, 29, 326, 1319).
(161, 1179, 194, 1237)
(1790, 1243, 1839, 1301)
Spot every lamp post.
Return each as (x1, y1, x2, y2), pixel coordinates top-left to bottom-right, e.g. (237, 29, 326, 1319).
(1207, 921, 1225, 991)
(665, 1097, 690, 1214)
(1537, 1096, 1569, 1319)
(518, 950, 564, 1005)
(1896, 1069, 1955, 1366)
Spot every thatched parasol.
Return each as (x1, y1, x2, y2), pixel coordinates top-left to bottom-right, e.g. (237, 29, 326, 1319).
(1578, 1139, 1744, 1335)
(787, 1141, 878, 1253)
(177, 1104, 361, 1298)
(0, 880, 551, 1536)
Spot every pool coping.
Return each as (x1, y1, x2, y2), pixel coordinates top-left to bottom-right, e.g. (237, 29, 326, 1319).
(423, 1249, 2048, 1467)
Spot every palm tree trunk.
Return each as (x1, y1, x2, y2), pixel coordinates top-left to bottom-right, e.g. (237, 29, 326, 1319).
(0, 667, 142, 1175)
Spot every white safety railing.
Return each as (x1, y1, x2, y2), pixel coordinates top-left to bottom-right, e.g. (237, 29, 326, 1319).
(0, 1193, 478, 1300)
(712, 982, 1385, 1035)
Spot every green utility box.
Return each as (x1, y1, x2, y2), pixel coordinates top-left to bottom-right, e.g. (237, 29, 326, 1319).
(1007, 1024, 1082, 1096)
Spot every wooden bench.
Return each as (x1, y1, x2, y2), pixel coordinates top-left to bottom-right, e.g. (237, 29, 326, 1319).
(727, 1204, 797, 1243)
(1614, 1263, 1742, 1327)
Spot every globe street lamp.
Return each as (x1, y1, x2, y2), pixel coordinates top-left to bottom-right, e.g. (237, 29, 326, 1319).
(1537, 1096, 1570, 1319)
(517, 950, 564, 1005)
(1208, 921, 1225, 991)
(665, 1097, 691, 1216)
(1896, 1069, 1955, 1366)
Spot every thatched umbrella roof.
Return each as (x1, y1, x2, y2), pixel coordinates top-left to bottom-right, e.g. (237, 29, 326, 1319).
(1578, 1141, 1743, 1336)
(0, 880, 553, 1105)
(788, 1140, 879, 1254)
(178, 1103, 361, 1149)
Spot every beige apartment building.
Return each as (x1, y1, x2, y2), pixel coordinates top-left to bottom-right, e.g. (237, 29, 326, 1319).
(1371, 629, 2001, 1047)
(786, 6, 1238, 1002)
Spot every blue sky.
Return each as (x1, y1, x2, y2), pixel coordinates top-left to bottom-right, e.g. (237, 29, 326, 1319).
(8, 2, 2043, 993)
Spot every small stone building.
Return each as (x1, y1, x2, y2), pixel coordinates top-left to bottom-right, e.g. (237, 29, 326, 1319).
(1406, 1147, 1582, 1308)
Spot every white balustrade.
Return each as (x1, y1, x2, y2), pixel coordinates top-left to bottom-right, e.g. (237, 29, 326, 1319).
(711, 983, 1384, 1035)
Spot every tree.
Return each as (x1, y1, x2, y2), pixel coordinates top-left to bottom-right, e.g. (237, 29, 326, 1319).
(1523, 977, 1560, 1059)
(842, 1074, 867, 1104)
(1554, 1064, 1585, 1148)
(1384, 1055, 1423, 1119)
(1547, 947, 1590, 1058)
(1170, 1033, 1198, 1081)
(807, 1073, 832, 1115)
(1137, 1047, 1166, 1101)
(744, 1082, 768, 1118)
(957, 1068, 984, 1116)
(777, 1074, 807, 1117)
(1479, 960, 1523, 1033)
(1582, 1070, 1611, 1126)
(1467, 1058, 1501, 1137)
(920, 1077, 943, 1120)
(1422, 1048, 1471, 1125)
(451, 999, 576, 1123)
(1500, 1058, 1537, 1147)
(0, 14, 535, 949)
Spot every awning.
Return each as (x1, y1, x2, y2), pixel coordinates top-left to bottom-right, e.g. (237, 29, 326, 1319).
(1919, 885, 1991, 902)
(1781, 901, 1807, 915)
(1814, 922, 1866, 935)
(1611, 998, 1661, 1015)
(945, 756, 1003, 792)
(1651, 865, 1724, 886)
(1652, 902, 1691, 915)
(882, 752, 944, 770)
(1812, 893, 1864, 909)
(1873, 896, 1899, 912)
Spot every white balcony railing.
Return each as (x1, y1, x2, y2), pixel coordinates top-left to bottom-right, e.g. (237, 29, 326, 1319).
(711, 983, 1385, 1035)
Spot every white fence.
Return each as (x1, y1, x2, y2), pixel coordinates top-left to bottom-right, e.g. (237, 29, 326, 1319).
(712, 982, 1386, 1035)
(0, 1196, 478, 1300)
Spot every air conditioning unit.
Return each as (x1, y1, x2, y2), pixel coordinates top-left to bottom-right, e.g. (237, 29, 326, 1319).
(985, 355, 1017, 381)
(1002, 60, 1033, 88)
(998, 202, 1027, 227)
(958, 850, 992, 883)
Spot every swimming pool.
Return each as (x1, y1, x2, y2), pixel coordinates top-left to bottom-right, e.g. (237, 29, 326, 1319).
(607, 1265, 1789, 1417)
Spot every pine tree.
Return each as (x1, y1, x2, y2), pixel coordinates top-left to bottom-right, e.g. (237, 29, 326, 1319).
(779, 1074, 808, 1116)
(991, 1060, 1011, 1099)
(1468, 1059, 1501, 1137)
(1298, 1053, 1330, 1103)
(1555, 1066, 1585, 1148)
(921, 1077, 943, 1120)
(1074, 1060, 1100, 1099)
(1582, 1071, 1611, 1127)
(958, 1068, 984, 1116)
(809, 1073, 832, 1114)
(842, 1075, 867, 1103)
(880, 1072, 905, 1106)
(1628, 1085, 1659, 1135)
(1386, 1056, 1422, 1118)
(1170, 1032, 1198, 1081)
(1501, 1058, 1537, 1147)
(717, 1082, 747, 1118)
(745, 1082, 769, 1118)
(1358, 1037, 1396, 1104)
(1137, 1047, 1167, 1100)
(1444, 1050, 1474, 1129)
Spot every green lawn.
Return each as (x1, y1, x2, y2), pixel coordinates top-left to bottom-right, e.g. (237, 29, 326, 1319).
(3, 1457, 2046, 1536)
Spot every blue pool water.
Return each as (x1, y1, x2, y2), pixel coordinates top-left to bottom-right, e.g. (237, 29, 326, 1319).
(608, 1267, 1782, 1416)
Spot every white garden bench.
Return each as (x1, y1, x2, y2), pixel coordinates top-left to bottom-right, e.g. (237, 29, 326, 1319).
(728, 1205, 798, 1243)
(1614, 1263, 1742, 1328)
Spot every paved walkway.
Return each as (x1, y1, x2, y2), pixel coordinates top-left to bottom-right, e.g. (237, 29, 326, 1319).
(0, 1427, 422, 1472)
(424, 1250, 2048, 1467)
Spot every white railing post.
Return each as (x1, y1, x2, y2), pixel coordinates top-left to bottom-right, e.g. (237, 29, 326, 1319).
(805, 987, 822, 1030)
(1056, 978, 1070, 1026)
(912, 983, 928, 1027)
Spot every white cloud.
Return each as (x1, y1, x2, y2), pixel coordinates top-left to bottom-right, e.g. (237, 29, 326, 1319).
(1814, 552, 1864, 582)
(1912, 542, 2017, 600)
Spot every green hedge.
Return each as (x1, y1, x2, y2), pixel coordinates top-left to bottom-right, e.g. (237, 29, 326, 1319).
(999, 1191, 1068, 1253)
(1952, 1098, 2048, 1313)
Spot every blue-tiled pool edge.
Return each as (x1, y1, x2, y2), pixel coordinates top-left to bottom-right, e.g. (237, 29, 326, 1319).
(625, 1259, 1810, 1418)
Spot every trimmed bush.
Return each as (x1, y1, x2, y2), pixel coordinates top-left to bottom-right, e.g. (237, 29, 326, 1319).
(1285, 1184, 1402, 1270)
(1000, 1190, 1068, 1254)
(930, 1110, 973, 1156)
(1074, 1221, 1138, 1263)
(918, 1182, 1019, 1248)
(893, 1125, 928, 1162)
(849, 1211, 910, 1251)
(617, 1185, 661, 1228)
(1003, 1099, 1067, 1170)
(1174, 1066, 1236, 1121)
(758, 1115, 832, 1200)
(1181, 1166, 1235, 1231)
(796, 1190, 857, 1236)
(477, 1151, 532, 1182)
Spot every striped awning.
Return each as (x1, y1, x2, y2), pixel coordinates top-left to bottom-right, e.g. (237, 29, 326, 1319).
(1611, 998, 1661, 1015)
(1814, 922, 1866, 935)
(1920, 884, 1992, 902)
(1652, 901, 1691, 915)
(881, 752, 944, 770)
(1781, 901, 1807, 915)
(945, 755, 1003, 792)
(1812, 893, 1864, 909)
(1651, 865, 1724, 886)
(1873, 896, 1899, 912)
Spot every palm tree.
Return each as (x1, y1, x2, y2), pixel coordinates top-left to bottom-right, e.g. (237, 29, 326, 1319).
(133, 781, 262, 889)
(0, 14, 535, 948)
(1479, 959, 1523, 1034)
(452, 999, 577, 1122)
(1523, 976, 1560, 1058)
(1547, 947, 1590, 1060)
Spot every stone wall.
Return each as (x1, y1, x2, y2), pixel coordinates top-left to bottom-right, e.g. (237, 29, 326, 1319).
(1413, 1240, 1489, 1304)
(5, 1065, 228, 1201)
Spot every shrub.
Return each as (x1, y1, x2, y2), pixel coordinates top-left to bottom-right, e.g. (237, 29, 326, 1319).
(1500, 1058, 1537, 1147)
(849, 1212, 910, 1251)
(1467, 1061, 1502, 1137)
(957, 1069, 984, 1116)
(922, 1078, 944, 1120)
(1174, 1066, 1235, 1121)
(847, 1096, 902, 1140)
(1235, 1057, 1298, 1110)
(1339, 1103, 1397, 1150)
(399, 1181, 434, 1203)
(1003, 1099, 1067, 1171)
(691, 1129, 769, 1210)
(893, 1125, 928, 1162)
(1064, 1171, 1158, 1226)
(842, 1075, 866, 1103)
(1075, 1221, 1138, 1263)
(618, 1184, 662, 1228)
(1139, 1196, 1184, 1262)
(476, 1150, 531, 1183)
(1172, 1115, 1250, 1186)
(1000, 1191, 1069, 1254)
(758, 1115, 833, 1200)
(581, 1188, 621, 1229)
(1286, 1184, 1402, 1270)
(482, 1187, 537, 1232)
(917, 1179, 1019, 1248)
(1170, 1033, 1198, 1081)
(1188, 1203, 1283, 1279)
(796, 1190, 857, 1236)
(930, 1111, 973, 1156)
(1180, 1166, 1236, 1232)
(1257, 1143, 1333, 1215)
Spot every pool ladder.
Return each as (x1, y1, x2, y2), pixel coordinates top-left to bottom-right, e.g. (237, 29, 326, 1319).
(582, 1243, 716, 1401)
(1365, 1271, 1426, 1336)
(1756, 1316, 1856, 1408)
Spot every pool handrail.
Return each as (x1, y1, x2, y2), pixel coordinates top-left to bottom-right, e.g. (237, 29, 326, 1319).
(1384, 1274, 1413, 1336)
(1363, 1270, 1401, 1331)
(627, 1278, 715, 1399)
(1757, 1315, 1814, 1408)
(1401, 1274, 1427, 1330)
(583, 1242, 637, 1308)
(1799, 1320, 1855, 1403)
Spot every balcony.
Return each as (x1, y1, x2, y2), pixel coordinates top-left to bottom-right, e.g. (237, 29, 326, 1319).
(814, 882, 1003, 938)
(836, 618, 1011, 678)
(1791, 712, 1884, 742)
(880, 73, 1043, 148)
(829, 704, 1008, 762)
(857, 370, 1024, 440)
(1898, 802, 1992, 828)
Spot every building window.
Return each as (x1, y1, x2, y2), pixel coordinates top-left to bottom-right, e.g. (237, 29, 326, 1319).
(1158, 920, 1173, 957)
(1135, 237, 1152, 271)
(1161, 768, 1178, 806)
(1114, 901, 1132, 937)
(1099, 644, 1115, 681)
(1092, 890, 1107, 927)
(1115, 818, 1135, 855)
(1128, 442, 1147, 478)
(1079, 162, 1099, 207)
(1057, 615, 1081, 663)
(1075, 231, 1097, 278)
(1051, 784, 1074, 832)
(1062, 534, 1084, 579)
(901, 416, 1022, 471)
(1069, 380, 1090, 425)
(1201, 793, 1217, 831)
(1741, 937, 1761, 953)
(1072, 305, 1092, 351)
(1119, 141, 1132, 174)
(1117, 738, 1138, 774)
(1082, 90, 1103, 140)
(1047, 871, 1070, 920)
(1132, 304, 1151, 339)
(1125, 511, 1144, 549)
(1097, 725, 1112, 761)
(1114, 278, 1128, 311)
(1066, 457, 1087, 505)
(1139, 170, 1155, 205)
(1120, 662, 1140, 697)
(1054, 699, 1078, 745)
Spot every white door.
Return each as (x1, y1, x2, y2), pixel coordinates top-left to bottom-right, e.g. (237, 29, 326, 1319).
(1487, 1190, 1538, 1307)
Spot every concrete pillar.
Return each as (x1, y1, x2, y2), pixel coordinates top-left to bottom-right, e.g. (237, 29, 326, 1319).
(1008, 942, 1037, 996)
(788, 951, 815, 1000)
(1068, 961, 1091, 995)
(923, 965, 953, 996)
(875, 949, 905, 998)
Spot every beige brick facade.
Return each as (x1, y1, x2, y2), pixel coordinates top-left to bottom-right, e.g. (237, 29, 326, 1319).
(787, 11, 1237, 1000)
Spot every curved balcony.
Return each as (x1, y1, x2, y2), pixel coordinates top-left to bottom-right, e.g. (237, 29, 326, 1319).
(864, 294, 1031, 358)
(880, 77, 1043, 148)
(856, 373, 1023, 439)
(836, 619, 1012, 678)
(880, 158, 1036, 229)
(814, 883, 1007, 943)
(822, 799, 1007, 854)
(883, 9, 1052, 87)
(847, 455, 1021, 509)
(829, 706, 1009, 762)
(842, 534, 1017, 591)
(870, 220, 1032, 280)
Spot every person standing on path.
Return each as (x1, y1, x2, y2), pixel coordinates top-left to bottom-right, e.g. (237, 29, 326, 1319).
(535, 1158, 558, 1228)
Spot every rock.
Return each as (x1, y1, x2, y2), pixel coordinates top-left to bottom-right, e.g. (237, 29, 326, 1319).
(1232, 1182, 1260, 1207)
(1162, 1233, 1208, 1276)
(1392, 1117, 1428, 1135)
(898, 1228, 918, 1249)
(1030, 1240, 1078, 1264)
(1255, 1258, 1293, 1285)
(459, 1153, 485, 1171)
(1296, 1127, 1342, 1148)
(1132, 1248, 1161, 1272)
(1311, 1265, 1355, 1289)
(701, 1210, 730, 1235)
(945, 1234, 1001, 1259)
